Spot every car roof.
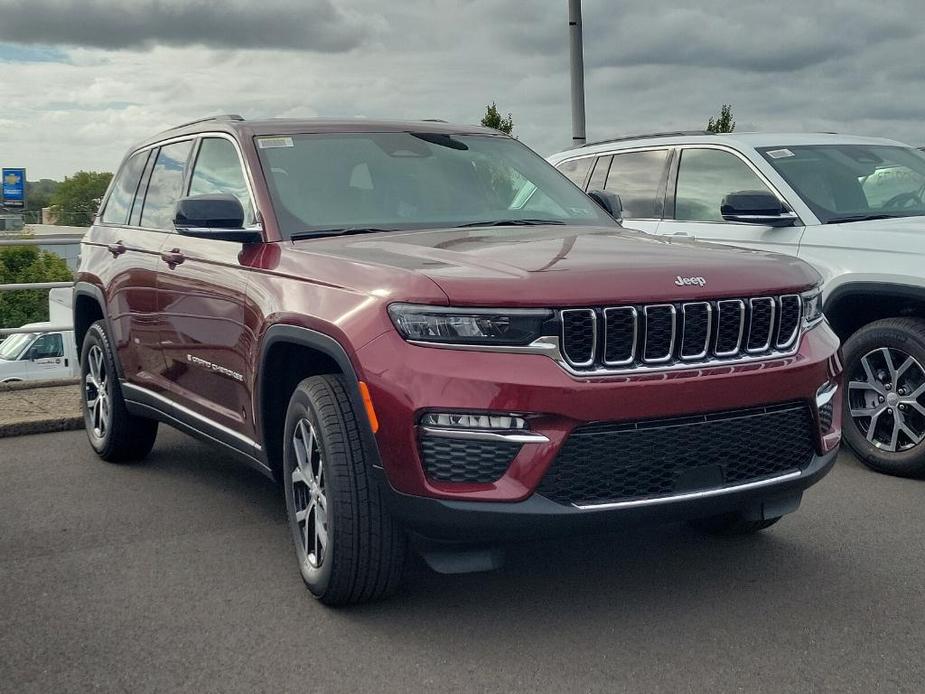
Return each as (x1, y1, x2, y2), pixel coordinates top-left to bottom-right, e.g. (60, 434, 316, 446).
(549, 132, 911, 162)
(131, 116, 501, 151)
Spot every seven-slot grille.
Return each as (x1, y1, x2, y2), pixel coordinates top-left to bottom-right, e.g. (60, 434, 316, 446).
(560, 294, 802, 371)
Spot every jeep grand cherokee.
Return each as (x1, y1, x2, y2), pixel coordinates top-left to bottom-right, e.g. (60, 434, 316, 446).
(75, 116, 842, 605)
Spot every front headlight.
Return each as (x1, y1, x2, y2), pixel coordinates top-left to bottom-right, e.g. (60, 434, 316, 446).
(802, 287, 824, 327)
(388, 303, 553, 345)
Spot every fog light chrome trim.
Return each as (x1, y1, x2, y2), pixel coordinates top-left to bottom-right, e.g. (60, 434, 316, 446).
(816, 381, 838, 409)
(420, 426, 549, 444)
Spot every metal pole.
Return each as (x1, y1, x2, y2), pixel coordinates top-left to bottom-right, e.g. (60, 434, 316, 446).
(568, 0, 587, 146)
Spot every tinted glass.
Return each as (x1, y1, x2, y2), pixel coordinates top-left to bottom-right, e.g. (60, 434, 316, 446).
(139, 140, 193, 230)
(604, 149, 669, 219)
(556, 157, 593, 188)
(101, 151, 149, 225)
(188, 138, 254, 223)
(675, 148, 772, 222)
(759, 144, 925, 223)
(587, 156, 612, 192)
(256, 133, 615, 237)
(27, 333, 63, 359)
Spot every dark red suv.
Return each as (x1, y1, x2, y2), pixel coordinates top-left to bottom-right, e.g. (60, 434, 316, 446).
(75, 116, 843, 604)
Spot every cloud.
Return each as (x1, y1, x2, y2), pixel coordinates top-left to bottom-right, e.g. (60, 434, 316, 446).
(0, 0, 377, 52)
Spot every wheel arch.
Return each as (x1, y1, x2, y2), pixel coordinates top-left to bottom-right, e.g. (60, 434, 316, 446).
(824, 282, 925, 340)
(73, 282, 125, 380)
(255, 325, 382, 480)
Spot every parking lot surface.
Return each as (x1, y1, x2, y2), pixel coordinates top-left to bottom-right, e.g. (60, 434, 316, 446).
(1, 428, 923, 693)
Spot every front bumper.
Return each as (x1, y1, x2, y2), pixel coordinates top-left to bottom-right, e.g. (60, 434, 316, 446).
(377, 446, 839, 542)
(357, 322, 843, 504)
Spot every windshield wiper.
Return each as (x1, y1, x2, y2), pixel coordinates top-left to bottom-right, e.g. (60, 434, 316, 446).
(455, 218, 566, 228)
(290, 227, 393, 240)
(824, 214, 901, 224)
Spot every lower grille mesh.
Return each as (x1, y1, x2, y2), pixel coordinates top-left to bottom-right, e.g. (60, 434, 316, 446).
(421, 437, 521, 483)
(537, 403, 816, 506)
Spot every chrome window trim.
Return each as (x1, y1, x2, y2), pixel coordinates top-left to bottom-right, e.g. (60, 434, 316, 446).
(714, 299, 746, 357)
(560, 308, 597, 367)
(680, 302, 712, 361)
(746, 297, 776, 354)
(642, 304, 676, 364)
(776, 294, 803, 349)
(572, 469, 802, 510)
(419, 426, 549, 444)
(602, 306, 638, 366)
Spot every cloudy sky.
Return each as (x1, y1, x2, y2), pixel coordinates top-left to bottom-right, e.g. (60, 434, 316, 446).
(1, 0, 923, 180)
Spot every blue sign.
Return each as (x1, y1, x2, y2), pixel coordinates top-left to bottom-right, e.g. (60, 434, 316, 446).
(2, 168, 26, 207)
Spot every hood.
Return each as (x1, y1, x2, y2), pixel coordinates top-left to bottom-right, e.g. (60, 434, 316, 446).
(293, 225, 820, 306)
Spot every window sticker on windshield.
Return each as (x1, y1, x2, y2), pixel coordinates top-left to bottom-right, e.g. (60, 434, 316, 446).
(258, 137, 293, 149)
(766, 148, 795, 159)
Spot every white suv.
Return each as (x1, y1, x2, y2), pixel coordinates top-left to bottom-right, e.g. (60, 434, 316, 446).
(550, 132, 925, 478)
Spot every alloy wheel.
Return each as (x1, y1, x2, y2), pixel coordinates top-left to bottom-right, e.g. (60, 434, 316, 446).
(291, 418, 328, 569)
(848, 347, 925, 452)
(84, 344, 111, 441)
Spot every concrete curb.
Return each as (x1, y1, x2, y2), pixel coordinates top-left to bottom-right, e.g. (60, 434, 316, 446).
(0, 382, 83, 438)
(0, 415, 84, 438)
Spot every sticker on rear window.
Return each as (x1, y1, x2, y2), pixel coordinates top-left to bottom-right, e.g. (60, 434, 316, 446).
(258, 137, 293, 149)
(766, 148, 795, 159)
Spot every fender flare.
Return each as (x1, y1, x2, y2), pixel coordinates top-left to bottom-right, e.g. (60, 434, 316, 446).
(254, 324, 383, 470)
(824, 281, 925, 312)
(72, 281, 125, 380)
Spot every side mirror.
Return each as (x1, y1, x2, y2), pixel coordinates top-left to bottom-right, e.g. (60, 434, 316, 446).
(721, 190, 798, 227)
(174, 194, 263, 243)
(587, 189, 623, 222)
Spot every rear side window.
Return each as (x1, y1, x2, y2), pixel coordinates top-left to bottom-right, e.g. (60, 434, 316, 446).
(605, 150, 670, 219)
(101, 151, 149, 225)
(188, 138, 254, 224)
(139, 140, 194, 230)
(556, 157, 593, 188)
(675, 148, 774, 222)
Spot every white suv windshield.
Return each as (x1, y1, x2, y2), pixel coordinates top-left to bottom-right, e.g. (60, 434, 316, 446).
(256, 132, 615, 238)
(0, 333, 34, 361)
(759, 144, 925, 224)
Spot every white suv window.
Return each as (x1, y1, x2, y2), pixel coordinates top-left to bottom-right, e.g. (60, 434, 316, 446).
(605, 149, 669, 219)
(675, 148, 774, 222)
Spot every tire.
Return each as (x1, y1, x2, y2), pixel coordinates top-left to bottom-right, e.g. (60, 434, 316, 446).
(689, 513, 781, 536)
(842, 318, 925, 478)
(80, 321, 158, 462)
(282, 374, 406, 606)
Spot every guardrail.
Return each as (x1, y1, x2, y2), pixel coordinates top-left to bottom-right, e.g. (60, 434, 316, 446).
(0, 233, 79, 337)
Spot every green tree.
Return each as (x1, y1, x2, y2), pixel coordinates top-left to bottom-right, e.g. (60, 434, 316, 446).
(481, 102, 515, 135)
(50, 170, 112, 226)
(25, 179, 61, 213)
(0, 244, 73, 329)
(706, 104, 736, 133)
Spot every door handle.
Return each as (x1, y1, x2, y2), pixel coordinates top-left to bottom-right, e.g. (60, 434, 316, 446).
(161, 249, 186, 267)
(107, 241, 126, 257)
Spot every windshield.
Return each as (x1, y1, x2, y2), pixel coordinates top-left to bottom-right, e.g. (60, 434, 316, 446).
(0, 333, 34, 361)
(255, 132, 615, 237)
(758, 144, 925, 223)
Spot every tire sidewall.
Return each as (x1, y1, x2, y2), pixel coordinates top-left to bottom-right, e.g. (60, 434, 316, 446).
(80, 324, 114, 456)
(283, 384, 335, 597)
(842, 320, 925, 474)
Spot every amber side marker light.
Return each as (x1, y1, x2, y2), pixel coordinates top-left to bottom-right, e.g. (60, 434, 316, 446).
(358, 381, 379, 433)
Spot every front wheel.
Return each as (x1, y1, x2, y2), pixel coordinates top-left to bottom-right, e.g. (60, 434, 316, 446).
(282, 375, 406, 605)
(842, 318, 925, 478)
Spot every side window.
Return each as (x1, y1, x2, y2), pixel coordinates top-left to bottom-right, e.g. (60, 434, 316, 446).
(139, 140, 194, 230)
(25, 334, 63, 360)
(556, 157, 593, 188)
(605, 150, 669, 219)
(101, 151, 149, 225)
(188, 138, 254, 224)
(587, 155, 612, 191)
(675, 148, 774, 222)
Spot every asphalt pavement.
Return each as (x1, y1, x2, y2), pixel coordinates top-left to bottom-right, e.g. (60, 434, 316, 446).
(1, 428, 923, 693)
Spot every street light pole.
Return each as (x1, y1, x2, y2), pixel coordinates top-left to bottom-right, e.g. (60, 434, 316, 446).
(568, 0, 587, 146)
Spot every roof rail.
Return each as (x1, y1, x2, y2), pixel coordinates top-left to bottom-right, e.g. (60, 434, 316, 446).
(581, 130, 715, 148)
(420, 118, 448, 123)
(162, 114, 245, 132)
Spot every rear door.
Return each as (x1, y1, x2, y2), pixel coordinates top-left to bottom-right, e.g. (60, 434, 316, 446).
(658, 146, 805, 255)
(155, 135, 260, 440)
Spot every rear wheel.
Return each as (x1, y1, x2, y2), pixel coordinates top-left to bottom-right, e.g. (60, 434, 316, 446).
(843, 318, 925, 478)
(689, 513, 781, 536)
(80, 321, 158, 462)
(282, 374, 406, 605)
